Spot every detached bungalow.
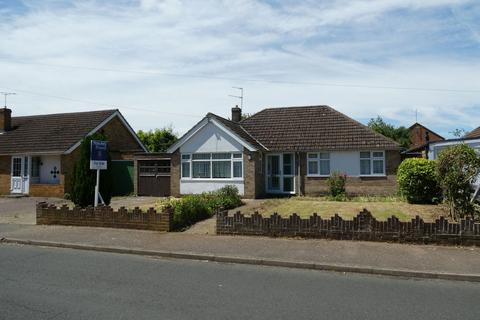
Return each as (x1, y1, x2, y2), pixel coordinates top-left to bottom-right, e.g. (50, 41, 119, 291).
(0, 108, 146, 197)
(167, 105, 401, 198)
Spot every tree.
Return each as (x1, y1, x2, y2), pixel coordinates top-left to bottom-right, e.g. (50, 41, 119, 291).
(71, 133, 113, 207)
(137, 127, 178, 152)
(367, 116, 411, 149)
(437, 144, 480, 220)
(397, 158, 442, 204)
(450, 128, 467, 138)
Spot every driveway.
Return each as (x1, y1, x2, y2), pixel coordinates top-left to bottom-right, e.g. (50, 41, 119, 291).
(0, 196, 164, 225)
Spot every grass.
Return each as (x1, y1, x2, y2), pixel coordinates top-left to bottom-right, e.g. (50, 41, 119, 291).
(231, 196, 448, 222)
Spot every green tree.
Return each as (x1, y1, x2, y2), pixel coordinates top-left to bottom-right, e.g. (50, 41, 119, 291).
(397, 158, 442, 204)
(368, 116, 411, 149)
(437, 144, 480, 220)
(137, 126, 178, 152)
(71, 133, 113, 207)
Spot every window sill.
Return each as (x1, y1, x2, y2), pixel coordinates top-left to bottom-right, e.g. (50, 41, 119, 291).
(181, 178, 244, 182)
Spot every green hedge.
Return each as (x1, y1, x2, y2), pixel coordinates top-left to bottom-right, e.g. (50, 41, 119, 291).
(397, 158, 442, 204)
(161, 185, 243, 230)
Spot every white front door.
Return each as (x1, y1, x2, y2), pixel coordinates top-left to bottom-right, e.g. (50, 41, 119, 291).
(11, 157, 24, 194)
(266, 153, 295, 194)
(11, 156, 30, 194)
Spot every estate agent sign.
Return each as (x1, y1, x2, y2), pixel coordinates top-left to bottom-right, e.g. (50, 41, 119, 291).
(90, 140, 108, 206)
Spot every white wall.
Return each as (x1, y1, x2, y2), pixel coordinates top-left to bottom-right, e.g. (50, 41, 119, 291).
(329, 151, 361, 176)
(179, 121, 245, 195)
(180, 122, 243, 153)
(429, 140, 480, 160)
(180, 180, 244, 195)
(39, 155, 61, 184)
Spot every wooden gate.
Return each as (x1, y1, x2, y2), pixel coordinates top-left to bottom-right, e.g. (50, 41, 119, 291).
(137, 159, 171, 197)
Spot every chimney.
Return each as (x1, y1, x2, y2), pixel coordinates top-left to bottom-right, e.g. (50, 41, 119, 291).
(0, 107, 12, 132)
(231, 105, 242, 122)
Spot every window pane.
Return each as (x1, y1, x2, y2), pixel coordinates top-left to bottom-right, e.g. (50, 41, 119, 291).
(192, 161, 210, 178)
(319, 152, 329, 159)
(212, 153, 231, 160)
(308, 153, 318, 159)
(373, 160, 384, 174)
(283, 177, 294, 192)
(360, 152, 371, 159)
(372, 151, 384, 158)
(308, 161, 318, 175)
(181, 162, 190, 178)
(181, 154, 190, 160)
(232, 153, 242, 159)
(12, 158, 21, 176)
(212, 161, 231, 178)
(233, 162, 242, 178)
(360, 159, 371, 175)
(319, 160, 330, 175)
(31, 157, 40, 178)
(192, 153, 211, 160)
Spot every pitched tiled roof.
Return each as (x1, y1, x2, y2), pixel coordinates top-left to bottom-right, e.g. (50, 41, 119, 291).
(0, 109, 117, 155)
(207, 113, 267, 151)
(240, 105, 400, 151)
(465, 127, 480, 139)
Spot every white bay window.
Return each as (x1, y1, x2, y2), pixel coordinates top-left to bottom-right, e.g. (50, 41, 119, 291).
(181, 152, 243, 179)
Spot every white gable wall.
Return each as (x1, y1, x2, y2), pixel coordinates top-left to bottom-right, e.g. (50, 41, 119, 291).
(180, 122, 244, 153)
(179, 122, 245, 195)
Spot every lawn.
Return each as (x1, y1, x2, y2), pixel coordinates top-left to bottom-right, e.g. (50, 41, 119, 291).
(230, 197, 448, 222)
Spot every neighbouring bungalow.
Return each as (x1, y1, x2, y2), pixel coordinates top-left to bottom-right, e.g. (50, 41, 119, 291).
(403, 122, 445, 158)
(0, 108, 146, 197)
(167, 105, 402, 198)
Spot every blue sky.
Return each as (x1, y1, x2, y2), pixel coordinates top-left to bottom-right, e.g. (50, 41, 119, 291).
(0, 0, 479, 137)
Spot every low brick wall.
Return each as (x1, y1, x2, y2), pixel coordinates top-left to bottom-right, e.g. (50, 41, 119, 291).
(217, 210, 480, 245)
(36, 202, 172, 231)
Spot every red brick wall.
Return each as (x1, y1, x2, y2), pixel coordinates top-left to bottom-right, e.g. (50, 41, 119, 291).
(409, 124, 444, 149)
(0, 156, 11, 195)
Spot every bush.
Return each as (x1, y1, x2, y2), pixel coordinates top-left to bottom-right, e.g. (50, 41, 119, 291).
(397, 158, 442, 204)
(437, 144, 480, 220)
(327, 172, 347, 200)
(163, 185, 243, 230)
(71, 133, 112, 207)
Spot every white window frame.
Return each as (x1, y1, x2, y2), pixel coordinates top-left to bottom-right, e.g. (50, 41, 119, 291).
(360, 151, 386, 177)
(307, 152, 330, 177)
(180, 152, 244, 181)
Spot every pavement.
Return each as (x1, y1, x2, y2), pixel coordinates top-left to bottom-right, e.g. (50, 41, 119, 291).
(2, 244, 480, 320)
(1, 223, 480, 282)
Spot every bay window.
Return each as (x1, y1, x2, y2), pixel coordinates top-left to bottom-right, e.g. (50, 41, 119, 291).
(181, 152, 243, 179)
(307, 152, 330, 176)
(360, 151, 385, 176)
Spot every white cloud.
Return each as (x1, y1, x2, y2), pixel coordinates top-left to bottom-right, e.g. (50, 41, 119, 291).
(0, 0, 479, 137)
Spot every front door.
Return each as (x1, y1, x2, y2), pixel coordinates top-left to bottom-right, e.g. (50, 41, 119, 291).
(11, 156, 24, 194)
(266, 153, 295, 194)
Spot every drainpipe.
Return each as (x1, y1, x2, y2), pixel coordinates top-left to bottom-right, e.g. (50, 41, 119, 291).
(297, 152, 302, 196)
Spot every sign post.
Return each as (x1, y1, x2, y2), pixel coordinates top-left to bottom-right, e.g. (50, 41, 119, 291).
(90, 140, 108, 207)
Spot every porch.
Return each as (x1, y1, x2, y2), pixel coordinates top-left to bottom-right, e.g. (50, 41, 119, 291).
(10, 154, 64, 197)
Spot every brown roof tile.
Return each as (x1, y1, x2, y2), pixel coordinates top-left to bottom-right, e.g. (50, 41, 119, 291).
(240, 105, 400, 151)
(0, 109, 117, 154)
(465, 127, 480, 139)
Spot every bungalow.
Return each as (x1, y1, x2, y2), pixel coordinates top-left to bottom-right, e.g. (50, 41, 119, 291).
(403, 122, 445, 158)
(0, 108, 146, 197)
(167, 105, 401, 198)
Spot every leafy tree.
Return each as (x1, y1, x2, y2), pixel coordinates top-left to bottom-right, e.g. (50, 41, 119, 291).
(450, 128, 467, 138)
(368, 116, 411, 149)
(397, 158, 442, 204)
(137, 126, 178, 152)
(437, 144, 480, 220)
(71, 133, 112, 207)
(240, 113, 252, 121)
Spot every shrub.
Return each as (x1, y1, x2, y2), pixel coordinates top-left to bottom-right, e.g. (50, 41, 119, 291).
(437, 144, 480, 220)
(397, 158, 442, 204)
(327, 172, 347, 200)
(165, 185, 243, 230)
(71, 133, 112, 207)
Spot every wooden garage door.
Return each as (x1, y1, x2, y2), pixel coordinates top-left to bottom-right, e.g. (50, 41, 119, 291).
(138, 160, 171, 197)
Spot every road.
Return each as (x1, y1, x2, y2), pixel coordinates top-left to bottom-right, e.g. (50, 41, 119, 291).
(1, 244, 479, 320)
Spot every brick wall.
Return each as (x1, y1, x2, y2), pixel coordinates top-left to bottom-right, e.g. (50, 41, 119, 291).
(30, 184, 64, 198)
(98, 115, 144, 160)
(243, 150, 264, 198)
(217, 210, 480, 245)
(0, 155, 11, 195)
(37, 202, 173, 231)
(170, 150, 181, 197)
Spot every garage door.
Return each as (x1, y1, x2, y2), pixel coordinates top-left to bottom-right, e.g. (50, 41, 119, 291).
(138, 159, 171, 197)
(111, 160, 134, 196)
